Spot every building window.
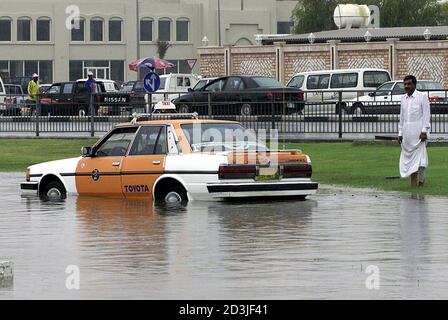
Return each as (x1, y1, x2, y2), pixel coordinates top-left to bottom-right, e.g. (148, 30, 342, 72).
(90, 18, 104, 41)
(0, 18, 12, 41)
(71, 18, 85, 41)
(0, 60, 53, 85)
(69, 60, 124, 82)
(158, 19, 171, 42)
(17, 17, 31, 41)
(37, 18, 51, 41)
(109, 18, 122, 42)
(140, 19, 153, 41)
(277, 21, 293, 34)
(176, 19, 189, 42)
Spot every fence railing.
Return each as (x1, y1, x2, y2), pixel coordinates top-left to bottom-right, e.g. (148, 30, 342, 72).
(1, 89, 447, 137)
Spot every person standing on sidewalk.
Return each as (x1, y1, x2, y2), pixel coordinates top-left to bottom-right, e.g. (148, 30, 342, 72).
(398, 75, 431, 188)
(26, 73, 40, 115)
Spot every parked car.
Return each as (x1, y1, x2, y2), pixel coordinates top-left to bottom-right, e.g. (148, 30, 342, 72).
(189, 77, 218, 92)
(173, 75, 305, 116)
(37, 80, 131, 116)
(21, 114, 318, 202)
(148, 73, 200, 105)
(286, 68, 391, 114)
(347, 80, 448, 115)
(0, 84, 26, 115)
(120, 80, 146, 110)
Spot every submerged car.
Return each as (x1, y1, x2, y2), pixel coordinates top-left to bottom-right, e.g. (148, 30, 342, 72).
(21, 114, 318, 202)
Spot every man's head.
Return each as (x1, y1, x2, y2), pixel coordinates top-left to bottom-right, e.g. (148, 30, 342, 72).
(87, 71, 94, 79)
(404, 75, 417, 95)
(32, 73, 39, 82)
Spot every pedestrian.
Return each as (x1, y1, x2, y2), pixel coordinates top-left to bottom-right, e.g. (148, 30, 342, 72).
(85, 71, 97, 94)
(398, 75, 431, 188)
(27, 73, 40, 102)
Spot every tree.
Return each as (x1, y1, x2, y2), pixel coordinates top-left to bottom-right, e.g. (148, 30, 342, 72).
(156, 39, 171, 59)
(292, 0, 444, 34)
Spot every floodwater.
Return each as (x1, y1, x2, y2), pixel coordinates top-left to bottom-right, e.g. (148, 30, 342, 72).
(1, 172, 448, 300)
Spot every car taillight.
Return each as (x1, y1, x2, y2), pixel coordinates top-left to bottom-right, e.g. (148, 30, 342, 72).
(283, 164, 312, 179)
(219, 165, 257, 180)
(25, 168, 30, 182)
(297, 92, 304, 100)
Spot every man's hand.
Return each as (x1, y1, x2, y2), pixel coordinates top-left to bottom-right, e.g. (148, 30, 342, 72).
(398, 136, 403, 144)
(420, 132, 428, 142)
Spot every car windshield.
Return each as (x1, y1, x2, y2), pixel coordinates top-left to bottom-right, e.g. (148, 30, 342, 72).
(253, 77, 283, 88)
(181, 123, 268, 153)
(417, 82, 443, 90)
(193, 80, 207, 91)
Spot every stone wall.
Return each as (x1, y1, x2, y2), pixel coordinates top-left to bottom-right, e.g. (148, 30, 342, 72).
(198, 40, 448, 87)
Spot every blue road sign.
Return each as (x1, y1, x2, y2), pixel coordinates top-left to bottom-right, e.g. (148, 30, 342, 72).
(143, 72, 161, 93)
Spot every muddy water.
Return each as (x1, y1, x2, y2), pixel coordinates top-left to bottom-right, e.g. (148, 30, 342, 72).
(1, 172, 448, 299)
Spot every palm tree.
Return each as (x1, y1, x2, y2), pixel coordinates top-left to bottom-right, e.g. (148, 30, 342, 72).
(156, 39, 171, 59)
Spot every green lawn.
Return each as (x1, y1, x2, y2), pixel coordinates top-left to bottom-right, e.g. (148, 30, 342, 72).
(1, 138, 447, 196)
(285, 142, 448, 197)
(0, 138, 97, 172)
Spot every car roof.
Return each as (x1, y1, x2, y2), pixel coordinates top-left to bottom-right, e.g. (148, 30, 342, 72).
(293, 68, 389, 76)
(116, 119, 239, 127)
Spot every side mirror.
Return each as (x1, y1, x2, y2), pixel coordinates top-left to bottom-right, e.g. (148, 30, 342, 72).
(368, 92, 375, 97)
(188, 88, 193, 92)
(81, 146, 93, 157)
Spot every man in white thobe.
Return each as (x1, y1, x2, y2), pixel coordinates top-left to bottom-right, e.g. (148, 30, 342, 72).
(398, 75, 431, 188)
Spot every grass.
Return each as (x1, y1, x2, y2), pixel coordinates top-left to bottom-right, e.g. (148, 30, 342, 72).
(0, 138, 97, 172)
(284, 142, 448, 197)
(0, 138, 447, 197)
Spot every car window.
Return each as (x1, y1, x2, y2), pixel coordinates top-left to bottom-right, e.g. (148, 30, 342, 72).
(224, 77, 244, 91)
(205, 79, 226, 92)
(159, 77, 166, 90)
(318, 75, 330, 89)
(392, 83, 405, 95)
(252, 77, 283, 88)
(185, 77, 191, 87)
(62, 83, 74, 94)
(129, 126, 167, 156)
(307, 75, 329, 90)
(287, 75, 305, 88)
(193, 80, 207, 91)
(376, 82, 394, 96)
(177, 77, 183, 87)
(95, 127, 138, 157)
(330, 73, 358, 89)
(47, 84, 62, 94)
(363, 71, 391, 88)
(417, 82, 443, 90)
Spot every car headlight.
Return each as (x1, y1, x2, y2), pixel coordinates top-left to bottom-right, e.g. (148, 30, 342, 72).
(306, 155, 312, 164)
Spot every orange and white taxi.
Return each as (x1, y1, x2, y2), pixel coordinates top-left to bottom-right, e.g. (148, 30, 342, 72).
(21, 114, 318, 202)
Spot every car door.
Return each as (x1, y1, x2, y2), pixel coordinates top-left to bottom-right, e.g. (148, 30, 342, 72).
(76, 127, 138, 196)
(121, 125, 168, 199)
(373, 82, 394, 114)
(203, 78, 227, 115)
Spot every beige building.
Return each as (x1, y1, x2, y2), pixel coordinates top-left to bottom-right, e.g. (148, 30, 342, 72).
(0, 0, 299, 84)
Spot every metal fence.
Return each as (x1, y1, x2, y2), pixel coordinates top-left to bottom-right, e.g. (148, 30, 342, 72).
(1, 90, 447, 137)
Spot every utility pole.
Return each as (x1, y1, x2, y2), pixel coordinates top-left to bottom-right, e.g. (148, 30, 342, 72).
(217, 0, 222, 46)
(136, 0, 141, 80)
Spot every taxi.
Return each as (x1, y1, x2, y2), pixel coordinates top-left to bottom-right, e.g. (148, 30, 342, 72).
(20, 114, 318, 202)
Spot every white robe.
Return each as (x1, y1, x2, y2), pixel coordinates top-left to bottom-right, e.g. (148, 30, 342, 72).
(398, 90, 431, 178)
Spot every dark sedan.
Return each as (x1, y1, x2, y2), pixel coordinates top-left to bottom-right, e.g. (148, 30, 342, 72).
(172, 76, 305, 116)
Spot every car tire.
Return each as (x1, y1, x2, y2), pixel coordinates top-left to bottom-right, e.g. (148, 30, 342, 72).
(178, 104, 190, 114)
(77, 106, 89, 117)
(40, 180, 67, 201)
(161, 185, 188, 204)
(240, 103, 252, 116)
(353, 104, 364, 116)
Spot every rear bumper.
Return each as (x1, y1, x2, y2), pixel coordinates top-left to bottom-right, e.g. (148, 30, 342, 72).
(206, 181, 318, 198)
(21, 182, 38, 191)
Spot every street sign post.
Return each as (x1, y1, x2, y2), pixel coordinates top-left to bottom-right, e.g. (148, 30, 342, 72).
(143, 71, 161, 113)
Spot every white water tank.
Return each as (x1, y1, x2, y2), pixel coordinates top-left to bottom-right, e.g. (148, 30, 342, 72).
(334, 4, 371, 29)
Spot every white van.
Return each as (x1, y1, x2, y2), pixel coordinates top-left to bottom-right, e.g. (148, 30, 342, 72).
(149, 73, 199, 105)
(286, 69, 391, 113)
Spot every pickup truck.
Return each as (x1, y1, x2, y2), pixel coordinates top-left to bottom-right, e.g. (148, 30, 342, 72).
(0, 84, 26, 116)
(38, 80, 131, 116)
(172, 75, 305, 116)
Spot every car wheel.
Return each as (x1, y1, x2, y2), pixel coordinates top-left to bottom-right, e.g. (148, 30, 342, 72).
(163, 185, 188, 204)
(40, 181, 67, 201)
(78, 106, 88, 117)
(353, 104, 364, 116)
(240, 103, 252, 116)
(178, 104, 190, 114)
